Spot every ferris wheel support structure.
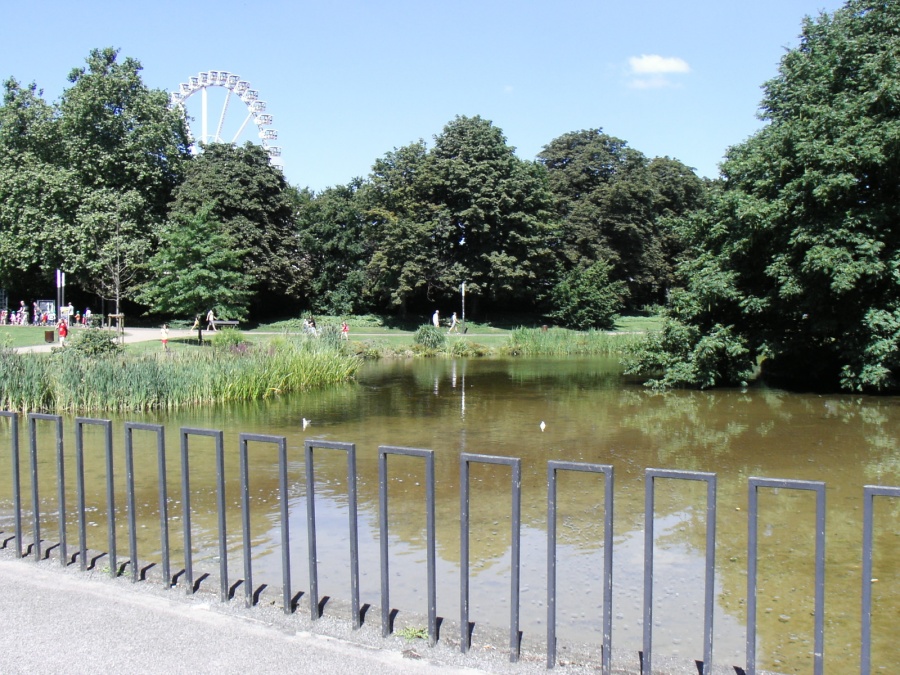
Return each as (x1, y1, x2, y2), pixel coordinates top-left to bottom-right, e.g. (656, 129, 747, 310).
(170, 70, 282, 165)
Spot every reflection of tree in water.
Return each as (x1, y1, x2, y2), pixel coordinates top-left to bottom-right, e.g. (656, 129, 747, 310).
(608, 387, 900, 672)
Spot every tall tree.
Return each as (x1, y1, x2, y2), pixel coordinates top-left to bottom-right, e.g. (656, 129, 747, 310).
(537, 129, 705, 310)
(0, 79, 78, 291)
(135, 204, 252, 320)
(293, 180, 373, 315)
(167, 142, 301, 311)
(627, 0, 900, 391)
(0, 48, 190, 304)
(367, 116, 558, 313)
(59, 48, 190, 294)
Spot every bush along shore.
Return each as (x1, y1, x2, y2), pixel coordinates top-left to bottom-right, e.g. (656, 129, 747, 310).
(0, 333, 360, 414)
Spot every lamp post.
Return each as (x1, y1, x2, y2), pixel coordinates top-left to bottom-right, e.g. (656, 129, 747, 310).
(55, 269, 65, 321)
(460, 281, 466, 333)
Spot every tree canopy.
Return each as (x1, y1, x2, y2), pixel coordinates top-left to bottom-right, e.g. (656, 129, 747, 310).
(626, 0, 900, 392)
(167, 142, 302, 311)
(0, 48, 190, 307)
(135, 203, 252, 320)
(537, 129, 706, 313)
(2, 48, 709, 327)
(364, 115, 558, 314)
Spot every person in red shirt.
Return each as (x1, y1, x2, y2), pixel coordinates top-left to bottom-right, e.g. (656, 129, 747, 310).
(58, 319, 68, 347)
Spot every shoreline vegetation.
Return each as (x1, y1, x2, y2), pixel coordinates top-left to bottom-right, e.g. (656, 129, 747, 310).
(0, 333, 360, 414)
(0, 316, 658, 413)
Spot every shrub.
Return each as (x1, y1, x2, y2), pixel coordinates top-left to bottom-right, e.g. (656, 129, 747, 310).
(210, 328, 245, 351)
(64, 328, 122, 357)
(413, 325, 446, 350)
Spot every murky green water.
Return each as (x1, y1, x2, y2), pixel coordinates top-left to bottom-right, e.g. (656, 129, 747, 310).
(2, 357, 898, 673)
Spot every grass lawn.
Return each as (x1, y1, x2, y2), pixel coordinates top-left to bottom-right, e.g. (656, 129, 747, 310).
(0, 326, 59, 348)
(615, 315, 665, 332)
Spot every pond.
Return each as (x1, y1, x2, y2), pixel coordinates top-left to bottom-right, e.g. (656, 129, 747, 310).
(2, 356, 898, 673)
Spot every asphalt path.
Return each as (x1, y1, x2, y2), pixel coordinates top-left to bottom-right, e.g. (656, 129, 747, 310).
(0, 558, 481, 675)
(12, 326, 496, 354)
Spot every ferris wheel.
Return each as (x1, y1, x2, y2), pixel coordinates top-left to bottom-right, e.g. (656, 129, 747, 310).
(169, 70, 282, 167)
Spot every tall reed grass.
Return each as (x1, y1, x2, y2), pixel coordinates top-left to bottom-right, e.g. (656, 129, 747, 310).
(502, 327, 641, 356)
(0, 338, 360, 414)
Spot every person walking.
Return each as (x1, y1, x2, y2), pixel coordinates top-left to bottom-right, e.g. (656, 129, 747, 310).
(432, 310, 440, 328)
(448, 312, 459, 334)
(206, 309, 217, 331)
(341, 321, 350, 340)
(161, 323, 169, 352)
(57, 319, 68, 347)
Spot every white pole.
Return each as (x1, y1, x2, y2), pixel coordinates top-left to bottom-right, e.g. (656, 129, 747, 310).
(461, 282, 466, 332)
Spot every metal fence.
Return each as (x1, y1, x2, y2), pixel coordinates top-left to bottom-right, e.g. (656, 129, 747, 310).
(0, 411, 897, 675)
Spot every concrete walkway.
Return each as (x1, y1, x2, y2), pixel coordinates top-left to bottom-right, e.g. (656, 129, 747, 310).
(0, 557, 483, 675)
(14, 326, 196, 354)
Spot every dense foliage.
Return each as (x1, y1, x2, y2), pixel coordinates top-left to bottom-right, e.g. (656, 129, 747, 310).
(166, 142, 303, 306)
(0, 48, 190, 310)
(135, 203, 253, 320)
(1, 49, 703, 328)
(537, 130, 706, 312)
(364, 116, 558, 314)
(626, 0, 900, 392)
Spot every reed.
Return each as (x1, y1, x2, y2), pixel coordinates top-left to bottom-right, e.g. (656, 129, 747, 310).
(0, 338, 360, 414)
(502, 327, 641, 356)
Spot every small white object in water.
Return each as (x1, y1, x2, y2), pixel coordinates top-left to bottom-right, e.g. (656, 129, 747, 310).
(302, 418, 311, 430)
(540, 421, 546, 432)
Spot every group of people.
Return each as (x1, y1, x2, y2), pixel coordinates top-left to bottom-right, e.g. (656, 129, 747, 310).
(432, 309, 460, 333)
(0, 301, 92, 328)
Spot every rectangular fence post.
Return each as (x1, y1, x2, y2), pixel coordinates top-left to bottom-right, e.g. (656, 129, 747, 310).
(459, 452, 522, 662)
(547, 461, 614, 672)
(378, 446, 436, 644)
(747, 477, 825, 675)
(305, 440, 360, 627)
(860, 484, 900, 675)
(239, 433, 292, 614)
(27, 413, 65, 565)
(74, 418, 116, 576)
(124, 422, 170, 587)
(0, 412, 23, 558)
(643, 469, 717, 675)
(180, 428, 228, 601)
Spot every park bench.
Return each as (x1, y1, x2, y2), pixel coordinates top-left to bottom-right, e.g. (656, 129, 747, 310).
(213, 320, 240, 329)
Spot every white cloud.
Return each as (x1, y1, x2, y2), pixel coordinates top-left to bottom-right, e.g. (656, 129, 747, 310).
(628, 54, 691, 75)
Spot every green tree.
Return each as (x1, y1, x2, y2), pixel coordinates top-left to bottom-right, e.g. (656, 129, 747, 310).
(0, 49, 190, 302)
(135, 204, 252, 320)
(293, 180, 373, 314)
(365, 140, 442, 312)
(549, 260, 626, 330)
(167, 142, 301, 308)
(366, 116, 558, 313)
(537, 129, 705, 310)
(59, 48, 189, 294)
(0, 79, 78, 291)
(627, 0, 900, 391)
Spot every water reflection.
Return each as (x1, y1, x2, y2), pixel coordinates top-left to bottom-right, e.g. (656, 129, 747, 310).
(0, 357, 898, 673)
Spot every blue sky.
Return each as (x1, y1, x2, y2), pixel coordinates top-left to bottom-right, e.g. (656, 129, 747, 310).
(2, 0, 846, 192)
